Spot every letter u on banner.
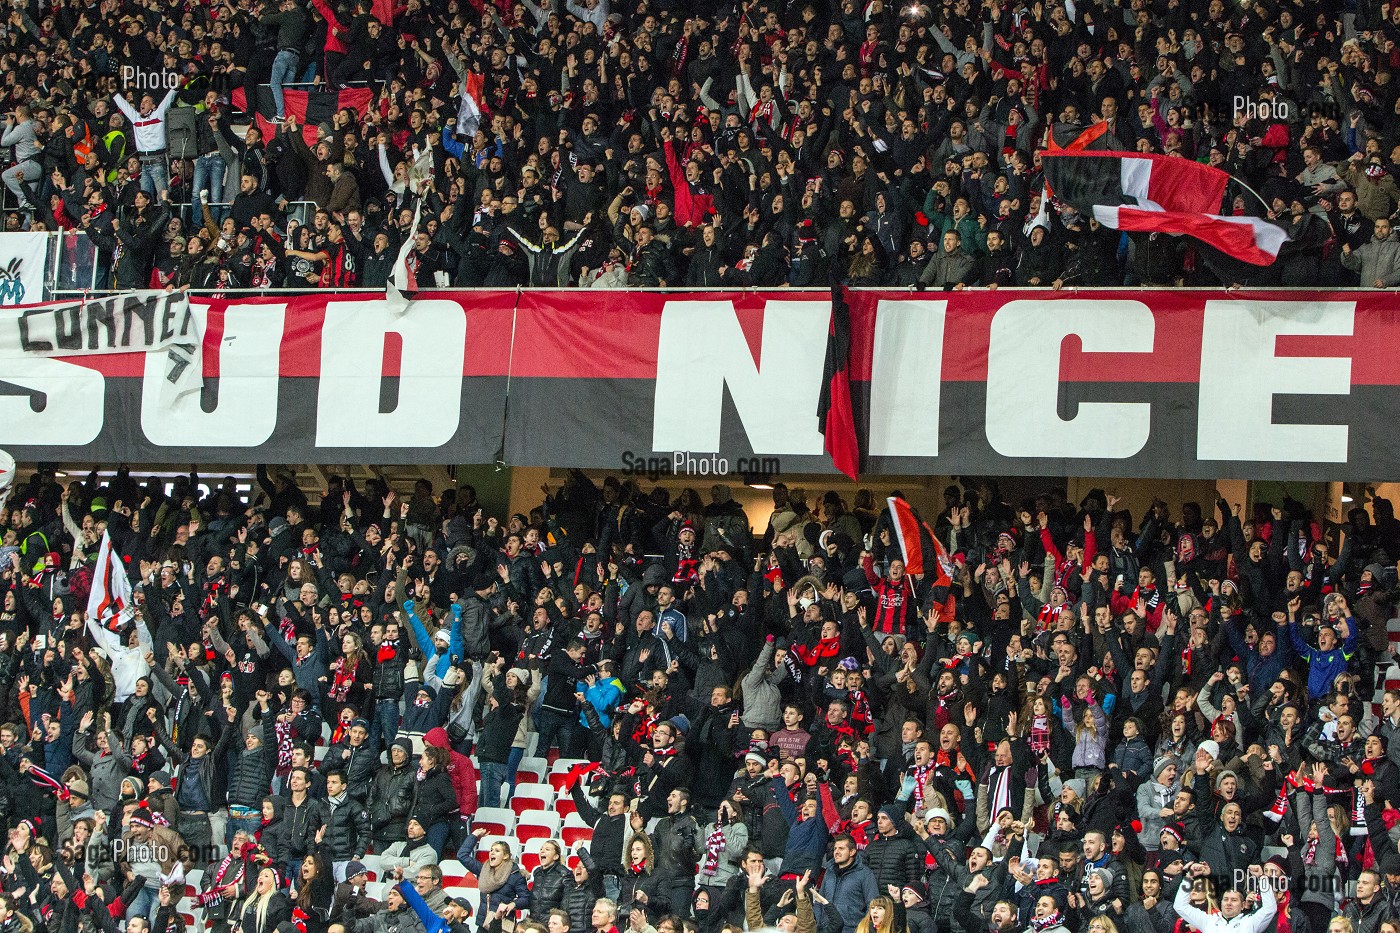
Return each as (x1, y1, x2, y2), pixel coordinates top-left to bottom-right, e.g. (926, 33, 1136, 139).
(985, 299, 1155, 459)
(140, 303, 286, 447)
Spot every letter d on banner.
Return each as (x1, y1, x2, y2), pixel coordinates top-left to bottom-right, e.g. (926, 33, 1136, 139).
(316, 299, 467, 448)
(985, 299, 1154, 459)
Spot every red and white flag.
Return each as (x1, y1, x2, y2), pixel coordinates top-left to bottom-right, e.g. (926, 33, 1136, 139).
(456, 70, 486, 139)
(1041, 151, 1288, 265)
(886, 497, 953, 588)
(87, 530, 134, 631)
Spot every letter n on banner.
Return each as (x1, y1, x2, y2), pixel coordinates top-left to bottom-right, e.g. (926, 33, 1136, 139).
(653, 299, 828, 455)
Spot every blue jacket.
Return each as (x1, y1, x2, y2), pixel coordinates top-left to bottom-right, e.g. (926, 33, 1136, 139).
(816, 856, 879, 933)
(1225, 619, 1293, 696)
(1290, 620, 1357, 699)
(578, 676, 624, 728)
(464, 854, 530, 927)
(398, 879, 449, 933)
(772, 776, 828, 874)
(403, 601, 464, 680)
(264, 622, 329, 695)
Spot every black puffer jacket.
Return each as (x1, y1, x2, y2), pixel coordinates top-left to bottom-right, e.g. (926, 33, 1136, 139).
(862, 809, 925, 889)
(319, 738, 381, 798)
(227, 732, 277, 809)
(368, 758, 415, 844)
(529, 860, 571, 916)
(319, 795, 372, 861)
(561, 849, 604, 933)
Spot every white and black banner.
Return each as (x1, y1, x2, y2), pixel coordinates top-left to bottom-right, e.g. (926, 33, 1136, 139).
(0, 291, 202, 398)
(0, 232, 49, 305)
(0, 288, 1393, 480)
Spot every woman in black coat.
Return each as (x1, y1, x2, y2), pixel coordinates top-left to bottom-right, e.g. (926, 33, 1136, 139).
(235, 866, 293, 933)
(409, 745, 460, 856)
(528, 840, 572, 916)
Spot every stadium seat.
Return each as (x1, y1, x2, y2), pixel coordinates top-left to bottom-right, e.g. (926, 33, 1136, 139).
(556, 796, 578, 818)
(360, 853, 384, 881)
(510, 784, 555, 815)
(366, 881, 386, 900)
(561, 812, 594, 847)
(479, 833, 521, 861)
(517, 810, 562, 842)
(445, 887, 481, 914)
(472, 807, 516, 836)
(516, 756, 549, 783)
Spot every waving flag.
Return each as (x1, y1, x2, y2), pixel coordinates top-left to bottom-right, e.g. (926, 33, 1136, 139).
(818, 286, 860, 481)
(885, 497, 953, 588)
(456, 70, 486, 139)
(87, 530, 134, 632)
(1042, 151, 1288, 265)
(232, 86, 374, 146)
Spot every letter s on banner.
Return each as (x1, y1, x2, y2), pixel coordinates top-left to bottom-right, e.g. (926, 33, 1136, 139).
(653, 299, 828, 455)
(985, 299, 1154, 459)
(0, 356, 104, 446)
(1197, 300, 1353, 463)
(140, 303, 286, 447)
(315, 299, 467, 448)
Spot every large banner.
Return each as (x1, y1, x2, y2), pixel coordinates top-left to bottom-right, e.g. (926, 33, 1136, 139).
(0, 289, 1388, 480)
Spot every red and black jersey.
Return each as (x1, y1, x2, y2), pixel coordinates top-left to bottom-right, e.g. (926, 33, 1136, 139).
(319, 240, 357, 287)
(870, 575, 916, 635)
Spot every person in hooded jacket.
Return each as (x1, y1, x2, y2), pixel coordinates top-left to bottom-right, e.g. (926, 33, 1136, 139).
(1014, 223, 1061, 286)
(862, 806, 925, 892)
(368, 738, 416, 850)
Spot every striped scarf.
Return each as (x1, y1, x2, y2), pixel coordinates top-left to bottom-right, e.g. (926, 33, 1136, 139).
(700, 816, 728, 876)
(26, 763, 70, 801)
(275, 718, 293, 770)
(1030, 715, 1051, 755)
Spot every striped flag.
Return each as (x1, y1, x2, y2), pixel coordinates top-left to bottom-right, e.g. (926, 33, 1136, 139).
(817, 286, 860, 481)
(87, 530, 134, 632)
(456, 70, 486, 139)
(885, 497, 953, 589)
(1041, 150, 1288, 265)
(232, 86, 374, 145)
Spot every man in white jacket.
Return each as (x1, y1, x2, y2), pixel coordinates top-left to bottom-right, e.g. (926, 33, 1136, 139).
(1174, 863, 1277, 933)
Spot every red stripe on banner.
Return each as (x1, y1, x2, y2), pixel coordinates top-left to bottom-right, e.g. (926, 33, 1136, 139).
(14, 290, 1400, 386)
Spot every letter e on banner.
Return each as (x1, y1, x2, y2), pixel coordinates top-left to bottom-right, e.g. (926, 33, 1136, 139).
(316, 299, 466, 448)
(868, 298, 946, 457)
(141, 304, 285, 447)
(1197, 300, 1353, 463)
(653, 299, 827, 454)
(986, 299, 1154, 458)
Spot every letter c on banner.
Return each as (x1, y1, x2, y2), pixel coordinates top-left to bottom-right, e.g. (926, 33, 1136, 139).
(140, 303, 285, 447)
(316, 299, 467, 448)
(985, 299, 1154, 459)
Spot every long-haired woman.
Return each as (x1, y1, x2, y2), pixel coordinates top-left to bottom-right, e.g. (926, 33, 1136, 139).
(234, 867, 292, 933)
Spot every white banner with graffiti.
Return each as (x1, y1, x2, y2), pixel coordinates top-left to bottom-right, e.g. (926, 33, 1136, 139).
(0, 232, 48, 305)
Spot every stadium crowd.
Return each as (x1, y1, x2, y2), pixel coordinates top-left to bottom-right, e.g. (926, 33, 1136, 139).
(0, 466, 1399, 933)
(3, 0, 1400, 289)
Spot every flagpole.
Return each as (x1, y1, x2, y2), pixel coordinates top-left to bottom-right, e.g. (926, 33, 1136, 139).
(1225, 172, 1279, 220)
